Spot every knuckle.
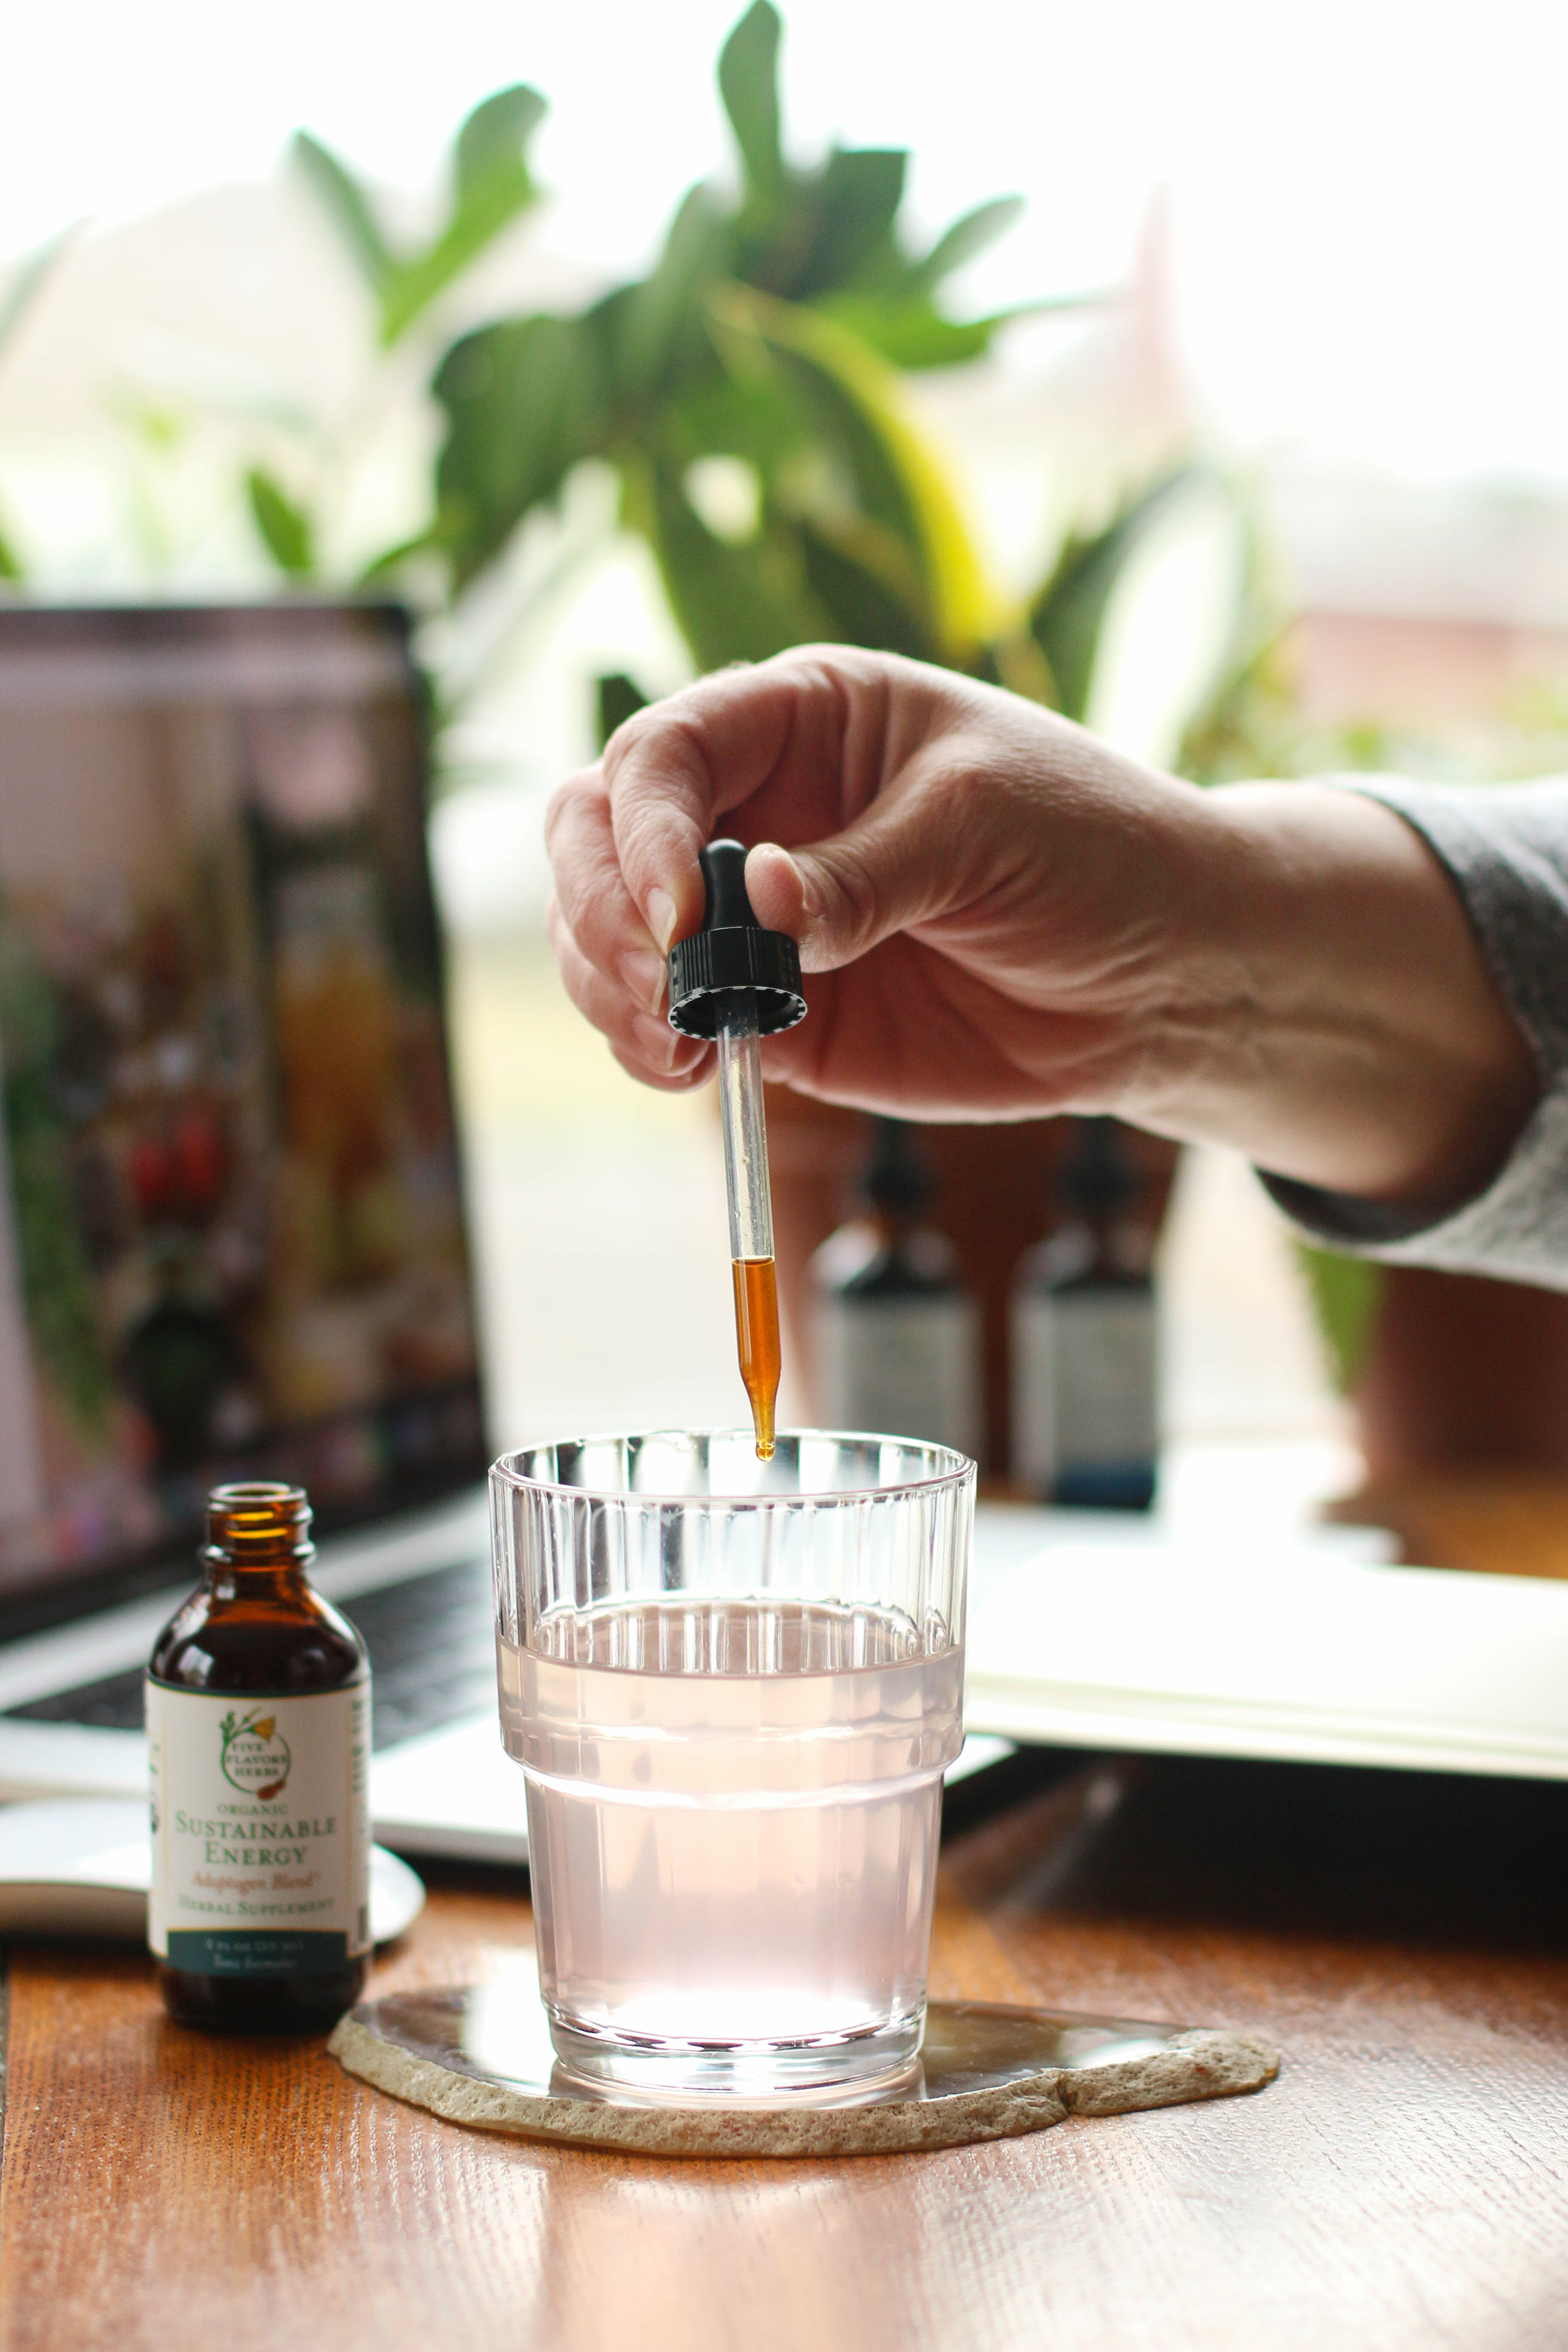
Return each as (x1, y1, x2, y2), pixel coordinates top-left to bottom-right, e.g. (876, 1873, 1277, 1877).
(544, 769, 600, 847)
(822, 850, 879, 950)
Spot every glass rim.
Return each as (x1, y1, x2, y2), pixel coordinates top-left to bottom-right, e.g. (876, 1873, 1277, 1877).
(489, 1426, 977, 1509)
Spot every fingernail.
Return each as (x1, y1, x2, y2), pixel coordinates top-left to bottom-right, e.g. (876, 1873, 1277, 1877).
(632, 1011, 678, 1066)
(755, 842, 816, 924)
(619, 949, 666, 1017)
(646, 889, 677, 953)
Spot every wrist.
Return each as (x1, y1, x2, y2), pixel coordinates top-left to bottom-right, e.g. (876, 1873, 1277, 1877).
(1132, 781, 1538, 1206)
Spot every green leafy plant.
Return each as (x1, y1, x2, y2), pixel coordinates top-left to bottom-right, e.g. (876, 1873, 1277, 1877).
(419, 0, 1190, 706)
(223, 86, 550, 584)
(246, 466, 315, 577)
(282, 1, 1208, 738)
(295, 84, 546, 352)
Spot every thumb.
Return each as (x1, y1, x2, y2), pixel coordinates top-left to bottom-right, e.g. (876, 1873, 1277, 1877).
(745, 803, 951, 973)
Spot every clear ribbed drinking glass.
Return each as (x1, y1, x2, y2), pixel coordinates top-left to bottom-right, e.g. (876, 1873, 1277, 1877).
(491, 1429, 974, 2102)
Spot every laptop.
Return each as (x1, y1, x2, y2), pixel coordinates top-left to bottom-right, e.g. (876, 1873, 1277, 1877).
(0, 600, 1018, 1874)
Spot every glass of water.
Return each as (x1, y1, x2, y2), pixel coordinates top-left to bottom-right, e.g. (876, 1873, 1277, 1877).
(491, 1429, 973, 2102)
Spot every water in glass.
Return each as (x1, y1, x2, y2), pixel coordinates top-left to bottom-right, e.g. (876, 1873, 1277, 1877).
(498, 1595, 964, 2097)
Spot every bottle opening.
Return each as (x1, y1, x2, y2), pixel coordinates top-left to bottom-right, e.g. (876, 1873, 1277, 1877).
(204, 1480, 313, 1565)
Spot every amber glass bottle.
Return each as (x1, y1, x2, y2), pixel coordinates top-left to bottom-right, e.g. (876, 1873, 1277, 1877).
(146, 1482, 371, 2033)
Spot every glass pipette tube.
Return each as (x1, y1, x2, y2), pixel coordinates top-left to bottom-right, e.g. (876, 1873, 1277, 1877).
(715, 991, 781, 1458)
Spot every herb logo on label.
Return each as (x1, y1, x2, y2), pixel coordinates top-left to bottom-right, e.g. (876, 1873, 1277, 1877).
(219, 1707, 291, 1799)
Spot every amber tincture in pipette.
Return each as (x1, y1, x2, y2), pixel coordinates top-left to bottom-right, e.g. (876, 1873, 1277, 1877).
(733, 1254, 781, 1460)
(666, 839, 806, 1460)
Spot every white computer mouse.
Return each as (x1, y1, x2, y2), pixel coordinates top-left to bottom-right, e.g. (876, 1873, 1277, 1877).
(0, 1797, 424, 1943)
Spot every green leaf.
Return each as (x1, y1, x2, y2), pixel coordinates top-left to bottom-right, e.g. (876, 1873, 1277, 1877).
(1029, 467, 1201, 723)
(246, 467, 315, 576)
(647, 464, 825, 670)
(719, 1, 786, 203)
(819, 295, 1004, 370)
(910, 195, 1024, 291)
(612, 184, 731, 396)
(972, 629, 1059, 707)
(714, 286, 998, 655)
(375, 84, 549, 346)
(355, 528, 440, 586)
(297, 90, 546, 343)
(792, 147, 907, 297)
(455, 84, 546, 201)
(433, 312, 612, 585)
(822, 284, 1098, 370)
(596, 672, 650, 749)
(662, 371, 811, 477)
(380, 156, 540, 344)
(292, 131, 393, 291)
(0, 515, 21, 582)
(795, 517, 938, 661)
(716, 295, 918, 548)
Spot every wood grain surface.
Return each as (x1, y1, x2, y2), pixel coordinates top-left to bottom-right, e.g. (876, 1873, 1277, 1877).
(7, 1495, 1568, 2351)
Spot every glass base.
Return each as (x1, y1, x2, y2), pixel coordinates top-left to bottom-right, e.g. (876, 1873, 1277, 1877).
(546, 2002, 924, 2105)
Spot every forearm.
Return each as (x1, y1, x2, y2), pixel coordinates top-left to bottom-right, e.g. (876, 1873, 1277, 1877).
(1122, 781, 1539, 1208)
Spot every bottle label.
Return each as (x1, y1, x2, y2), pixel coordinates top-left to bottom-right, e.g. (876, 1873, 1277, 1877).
(1011, 1288, 1158, 1494)
(146, 1680, 371, 1974)
(814, 1294, 981, 1457)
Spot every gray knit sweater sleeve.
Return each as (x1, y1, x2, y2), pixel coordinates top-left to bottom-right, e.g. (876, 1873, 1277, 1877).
(1259, 776, 1568, 1290)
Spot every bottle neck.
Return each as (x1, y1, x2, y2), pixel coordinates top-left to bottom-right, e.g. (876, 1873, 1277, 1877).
(201, 1557, 312, 1606)
(201, 1482, 315, 1597)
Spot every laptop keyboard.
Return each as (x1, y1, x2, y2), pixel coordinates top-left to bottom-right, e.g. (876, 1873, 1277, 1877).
(4, 1555, 497, 1754)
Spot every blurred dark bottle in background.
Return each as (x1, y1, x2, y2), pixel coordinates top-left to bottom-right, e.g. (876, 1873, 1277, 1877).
(1010, 1118, 1160, 1508)
(809, 1119, 981, 1456)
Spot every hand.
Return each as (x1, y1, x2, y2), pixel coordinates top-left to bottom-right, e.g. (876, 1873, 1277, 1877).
(546, 647, 1209, 1115)
(544, 646, 1535, 1205)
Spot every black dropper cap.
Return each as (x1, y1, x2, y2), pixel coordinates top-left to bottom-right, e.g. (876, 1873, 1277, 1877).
(666, 839, 807, 1040)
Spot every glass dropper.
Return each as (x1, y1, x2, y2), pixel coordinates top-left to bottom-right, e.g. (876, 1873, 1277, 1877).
(715, 991, 781, 1456)
(666, 840, 807, 1460)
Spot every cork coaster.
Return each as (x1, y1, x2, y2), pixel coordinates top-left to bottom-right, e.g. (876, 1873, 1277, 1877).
(329, 1978, 1279, 2159)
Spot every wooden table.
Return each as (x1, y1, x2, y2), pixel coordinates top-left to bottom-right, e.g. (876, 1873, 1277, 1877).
(8, 1487, 1568, 2352)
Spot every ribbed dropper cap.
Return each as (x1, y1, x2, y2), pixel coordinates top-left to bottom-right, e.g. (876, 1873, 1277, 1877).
(666, 840, 807, 1040)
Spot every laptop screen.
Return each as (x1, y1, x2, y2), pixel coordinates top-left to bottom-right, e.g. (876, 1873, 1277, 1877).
(0, 600, 486, 1612)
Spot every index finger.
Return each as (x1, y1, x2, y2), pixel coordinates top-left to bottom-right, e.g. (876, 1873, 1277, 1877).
(603, 655, 840, 948)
